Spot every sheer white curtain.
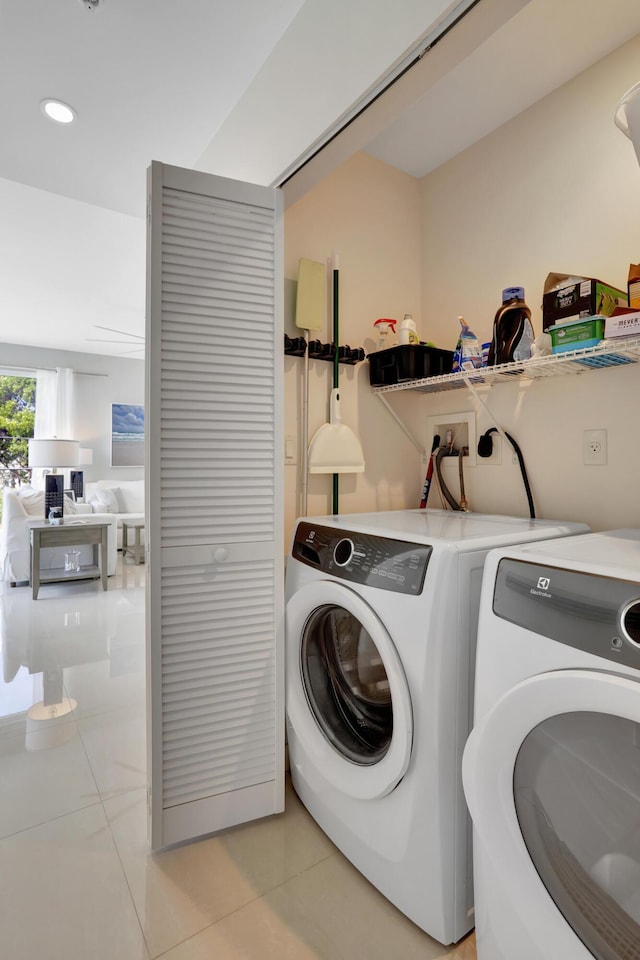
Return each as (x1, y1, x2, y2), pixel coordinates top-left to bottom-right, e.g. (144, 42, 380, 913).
(34, 368, 76, 439)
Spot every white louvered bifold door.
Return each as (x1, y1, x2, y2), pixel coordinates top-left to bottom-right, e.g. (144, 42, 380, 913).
(145, 162, 284, 850)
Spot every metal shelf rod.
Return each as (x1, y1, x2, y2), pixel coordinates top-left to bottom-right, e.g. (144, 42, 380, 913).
(372, 337, 640, 396)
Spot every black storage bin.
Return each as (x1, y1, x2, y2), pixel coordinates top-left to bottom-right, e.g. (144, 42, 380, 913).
(367, 344, 454, 386)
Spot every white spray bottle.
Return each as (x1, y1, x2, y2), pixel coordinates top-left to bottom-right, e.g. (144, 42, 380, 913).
(399, 313, 419, 345)
(373, 317, 397, 350)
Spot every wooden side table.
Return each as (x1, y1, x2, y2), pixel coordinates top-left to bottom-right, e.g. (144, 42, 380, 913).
(30, 521, 109, 600)
(122, 519, 145, 565)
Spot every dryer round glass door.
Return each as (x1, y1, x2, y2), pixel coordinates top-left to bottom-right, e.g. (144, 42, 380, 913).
(514, 710, 640, 959)
(286, 580, 412, 800)
(463, 669, 640, 959)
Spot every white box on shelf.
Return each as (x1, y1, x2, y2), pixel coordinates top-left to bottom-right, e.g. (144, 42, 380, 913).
(604, 311, 640, 338)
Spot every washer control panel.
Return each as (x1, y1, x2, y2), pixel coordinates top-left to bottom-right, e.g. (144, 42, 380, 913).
(292, 521, 431, 595)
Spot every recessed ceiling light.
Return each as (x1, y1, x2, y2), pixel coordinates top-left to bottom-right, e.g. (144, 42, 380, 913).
(40, 99, 77, 124)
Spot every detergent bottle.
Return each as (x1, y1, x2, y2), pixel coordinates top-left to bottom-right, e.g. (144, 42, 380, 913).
(488, 287, 534, 365)
(373, 317, 397, 350)
(398, 314, 419, 345)
(452, 317, 482, 371)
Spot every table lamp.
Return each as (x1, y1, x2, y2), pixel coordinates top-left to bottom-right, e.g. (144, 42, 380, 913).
(27, 438, 80, 520)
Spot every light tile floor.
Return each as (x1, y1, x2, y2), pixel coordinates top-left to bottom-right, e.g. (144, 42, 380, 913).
(0, 556, 476, 959)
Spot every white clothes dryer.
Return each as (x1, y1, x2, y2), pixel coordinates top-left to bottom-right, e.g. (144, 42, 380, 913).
(462, 529, 640, 960)
(285, 509, 588, 945)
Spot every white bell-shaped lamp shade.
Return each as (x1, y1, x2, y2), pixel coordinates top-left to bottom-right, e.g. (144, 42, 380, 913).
(615, 81, 640, 165)
(28, 439, 80, 469)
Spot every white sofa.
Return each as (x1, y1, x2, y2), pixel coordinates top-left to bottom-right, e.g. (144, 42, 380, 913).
(85, 479, 145, 550)
(1, 486, 118, 585)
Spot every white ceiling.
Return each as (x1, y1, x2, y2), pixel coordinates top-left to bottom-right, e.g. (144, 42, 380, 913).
(1, 0, 460, 359)
(0, 0, 307, 359)
(2, 0, 640, 360)
(0, 0, 307, 219)
(364, 0, 640, 178)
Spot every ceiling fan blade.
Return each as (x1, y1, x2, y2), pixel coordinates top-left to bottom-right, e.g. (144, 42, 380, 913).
(93, 324, 144, 341)
(85, 338, 143, 344)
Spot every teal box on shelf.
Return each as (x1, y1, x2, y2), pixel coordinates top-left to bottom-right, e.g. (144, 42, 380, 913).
(548, 316, 605, 354)
(367, 345, 454, 386)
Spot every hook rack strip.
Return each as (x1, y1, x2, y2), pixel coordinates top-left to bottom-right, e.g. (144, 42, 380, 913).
(284, 334, 364, 364)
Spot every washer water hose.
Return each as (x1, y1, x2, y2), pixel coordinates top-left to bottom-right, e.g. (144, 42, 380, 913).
(477, 427, 536, 519)
(458, 446, 469, 511)
(434, 446, 465, 511)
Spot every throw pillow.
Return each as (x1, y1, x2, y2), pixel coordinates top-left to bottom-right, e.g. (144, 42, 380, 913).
(90, 487, 120, 514)
(63, 495, 78, 515)
(17, 489, 45, 516)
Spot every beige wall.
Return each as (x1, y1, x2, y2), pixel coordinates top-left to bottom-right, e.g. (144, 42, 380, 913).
(0, 342, 144, 484)
(413, 31, 640, 531)
(420, 34, 640, 344)
(284, 34, 640, 542)
(283, 152, 423, 545)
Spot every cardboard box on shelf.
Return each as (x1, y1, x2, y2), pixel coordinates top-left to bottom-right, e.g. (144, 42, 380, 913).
(604, 307, 640, 339)
(627, 263, 640, 309)
(542, 273, 627, 329)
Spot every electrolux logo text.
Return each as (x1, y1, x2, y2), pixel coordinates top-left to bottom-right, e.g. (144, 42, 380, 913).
(530, 575, 552, 599)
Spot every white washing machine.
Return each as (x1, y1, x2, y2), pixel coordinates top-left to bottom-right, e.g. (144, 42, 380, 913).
(462, 529, 640, 960)
(285, 508, 588, 945)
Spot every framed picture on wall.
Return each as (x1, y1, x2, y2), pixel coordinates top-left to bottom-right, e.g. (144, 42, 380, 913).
(111, 403, 145, 467)
(45, 474, 65, 518)
(69, 470, 84, 500)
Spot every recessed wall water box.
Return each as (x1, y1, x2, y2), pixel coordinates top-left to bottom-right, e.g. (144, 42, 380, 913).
(426, 413, 476, 466)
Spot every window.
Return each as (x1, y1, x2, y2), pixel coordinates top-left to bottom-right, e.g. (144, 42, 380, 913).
(0, 373, 37, 489)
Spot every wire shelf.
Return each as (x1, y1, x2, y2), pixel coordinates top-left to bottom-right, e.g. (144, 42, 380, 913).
(371, 337, 640, 395)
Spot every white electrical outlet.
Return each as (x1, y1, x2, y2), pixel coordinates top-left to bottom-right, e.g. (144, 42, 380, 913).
(477, 431, 502, 465)
(583, 429, 607, 466)
(285, 434, 297, 465)
(482, 433, 501, 465)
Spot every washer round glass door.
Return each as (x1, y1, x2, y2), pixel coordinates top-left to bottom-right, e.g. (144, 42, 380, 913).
(301, 603, 393, 765)
(463, 669, 640, 959)
(286, 580, 412, 800)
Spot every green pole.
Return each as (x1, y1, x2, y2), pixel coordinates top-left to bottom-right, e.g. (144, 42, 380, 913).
(332, 264, 339, 515)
